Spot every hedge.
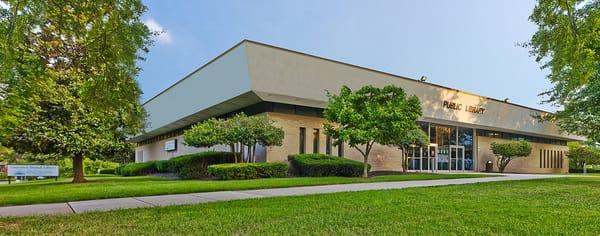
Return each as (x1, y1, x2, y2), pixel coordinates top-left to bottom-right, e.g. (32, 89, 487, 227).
(569, 168, 600, 173)
(116, 162, 159, 176)
(208, 162, 288, 180)
(97, 168, 116, 174)
(288, 154, 371, 177)
(169, 151, 236, 179)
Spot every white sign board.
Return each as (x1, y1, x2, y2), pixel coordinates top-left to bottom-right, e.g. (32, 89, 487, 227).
(164, 139, 177, 152)
(7, 165, 59, 177)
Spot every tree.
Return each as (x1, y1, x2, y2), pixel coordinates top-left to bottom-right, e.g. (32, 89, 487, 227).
(490, 140, 532, 173)
(244, 115, 284, 163)
(526, 0, 600, 141)
(567, 142, 600, 169)
(393, 129, 429, 173)
(0, 0, 152, 183)
(324, 85, 423, 177)
(184, 113, 284, 163)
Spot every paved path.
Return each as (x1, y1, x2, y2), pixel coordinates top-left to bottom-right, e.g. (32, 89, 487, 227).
(0, 173, 563, 217)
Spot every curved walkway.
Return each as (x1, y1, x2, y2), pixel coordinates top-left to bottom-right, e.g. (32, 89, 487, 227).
(0, 173, 563, 218)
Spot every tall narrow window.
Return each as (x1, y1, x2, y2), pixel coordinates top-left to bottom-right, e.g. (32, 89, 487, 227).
(338, 141, 344, 157)
(313, 129, 320, 153)
(539, 149, 543, 168)
(326, 135, 332, 155)
(299, 127, 306, 154)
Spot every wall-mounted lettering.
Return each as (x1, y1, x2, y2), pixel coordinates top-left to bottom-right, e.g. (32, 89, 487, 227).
(443, 100, 485, 114)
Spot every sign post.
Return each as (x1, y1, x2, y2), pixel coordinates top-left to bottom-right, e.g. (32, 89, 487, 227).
(7, 165, 59, 184)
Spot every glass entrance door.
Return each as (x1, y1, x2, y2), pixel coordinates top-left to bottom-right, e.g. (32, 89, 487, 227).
(450, 145, 465, 171)
(408, 145, 437, 172)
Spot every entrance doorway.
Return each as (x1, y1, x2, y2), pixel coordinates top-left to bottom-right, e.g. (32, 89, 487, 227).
(408, 144, 437, 172)
(450, 145, 465, 171)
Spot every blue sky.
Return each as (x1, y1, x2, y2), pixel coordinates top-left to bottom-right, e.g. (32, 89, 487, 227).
(139, 0, 555, 111)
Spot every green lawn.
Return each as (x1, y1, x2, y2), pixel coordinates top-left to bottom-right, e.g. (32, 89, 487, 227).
(0, 173, 488, 206)
(1, 177, 598, 235)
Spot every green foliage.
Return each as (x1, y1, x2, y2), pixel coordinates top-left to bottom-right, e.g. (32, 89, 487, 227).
(0, 0, 152, 181)
(288, 154, 371, 177)
(184, 113, 284, 163)
(490, 140, 533, 172)
(395, 129, 430, 172)
(168, 151, 236, 179)
(117, 162, 158, 177)
(154, 160, 171, 173)
(324, 85, 423, 177)
(97, 169, 116, 175)
(567, 142, 600, 169)
(183, 118, 226, 148)
(526, 0, 600, 141)
(208, 163, 288, 180)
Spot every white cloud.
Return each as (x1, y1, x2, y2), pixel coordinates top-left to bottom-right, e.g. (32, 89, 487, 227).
(144, 18, 172, 44)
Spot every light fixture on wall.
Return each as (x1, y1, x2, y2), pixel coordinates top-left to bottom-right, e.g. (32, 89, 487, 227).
(420, 76, 428, 82)
(504, 98, 510, 103)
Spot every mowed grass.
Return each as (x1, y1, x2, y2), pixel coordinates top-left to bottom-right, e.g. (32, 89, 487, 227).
(0, 173, 488, 206)
(1, 177, 599, 235)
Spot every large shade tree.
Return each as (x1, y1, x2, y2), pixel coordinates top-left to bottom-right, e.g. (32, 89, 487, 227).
(324, 85, 424, 177)
(0, 0, 152, 183)
(526, 0, 600, 141)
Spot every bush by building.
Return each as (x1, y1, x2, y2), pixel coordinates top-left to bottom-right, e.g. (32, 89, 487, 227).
(117, 161, 159, 176)
(208, 162, 288, 180)
(288, 154, 370, 177)
(97, 168, 116, 174)
(168, 151, 236, 179)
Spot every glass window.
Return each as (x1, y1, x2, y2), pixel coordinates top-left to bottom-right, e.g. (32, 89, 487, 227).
(299, 127, 306, 154)
(313, 129, 320, 153)
(450, 126, 457, 145)
(338, 141, 344, 157)
(458, 127, 474, 170)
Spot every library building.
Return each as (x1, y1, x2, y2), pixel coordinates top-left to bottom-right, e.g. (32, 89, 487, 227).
(131, 40, 583, 174)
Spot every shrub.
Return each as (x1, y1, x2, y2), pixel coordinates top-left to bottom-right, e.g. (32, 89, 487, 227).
(97, 168, 116, 174)
(490, 140, 532, 173)
(169, 151, 236, 179)
(154, 160, 171, 173)
(208, 162, 288, 180)
(288, 154, 371, 177)
(569, 167, 600, 173)
(117, 162, 158, 176)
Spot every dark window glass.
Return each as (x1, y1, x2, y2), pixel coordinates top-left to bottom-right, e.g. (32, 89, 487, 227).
(326, 135, 332, 155)
(299, 127, 306, 154)
(476, 129, 567, 146)
(338, 141, 344, 157)
(313, 129, 320, 153)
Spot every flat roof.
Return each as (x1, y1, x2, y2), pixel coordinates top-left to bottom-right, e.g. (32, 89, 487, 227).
(142, 39, 554, 115)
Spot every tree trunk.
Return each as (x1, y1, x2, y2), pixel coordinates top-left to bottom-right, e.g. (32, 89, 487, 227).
(230, 143, 237, 163)
(401, 149, 407, 173)
(240, 144, 245, 163)
(251, 143, 257, 163)
(72, 154, 87, 183)
(362, 155, 369, 178)
(497, 157, 509, 173)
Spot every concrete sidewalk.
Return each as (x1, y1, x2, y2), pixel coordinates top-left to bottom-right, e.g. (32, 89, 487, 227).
(0, 173, 562, 217)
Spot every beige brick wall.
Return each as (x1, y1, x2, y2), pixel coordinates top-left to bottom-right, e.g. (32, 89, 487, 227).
(264, 112, 405, 171)
(476, 136, 568, 174)
(137, 111, 570, 174)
